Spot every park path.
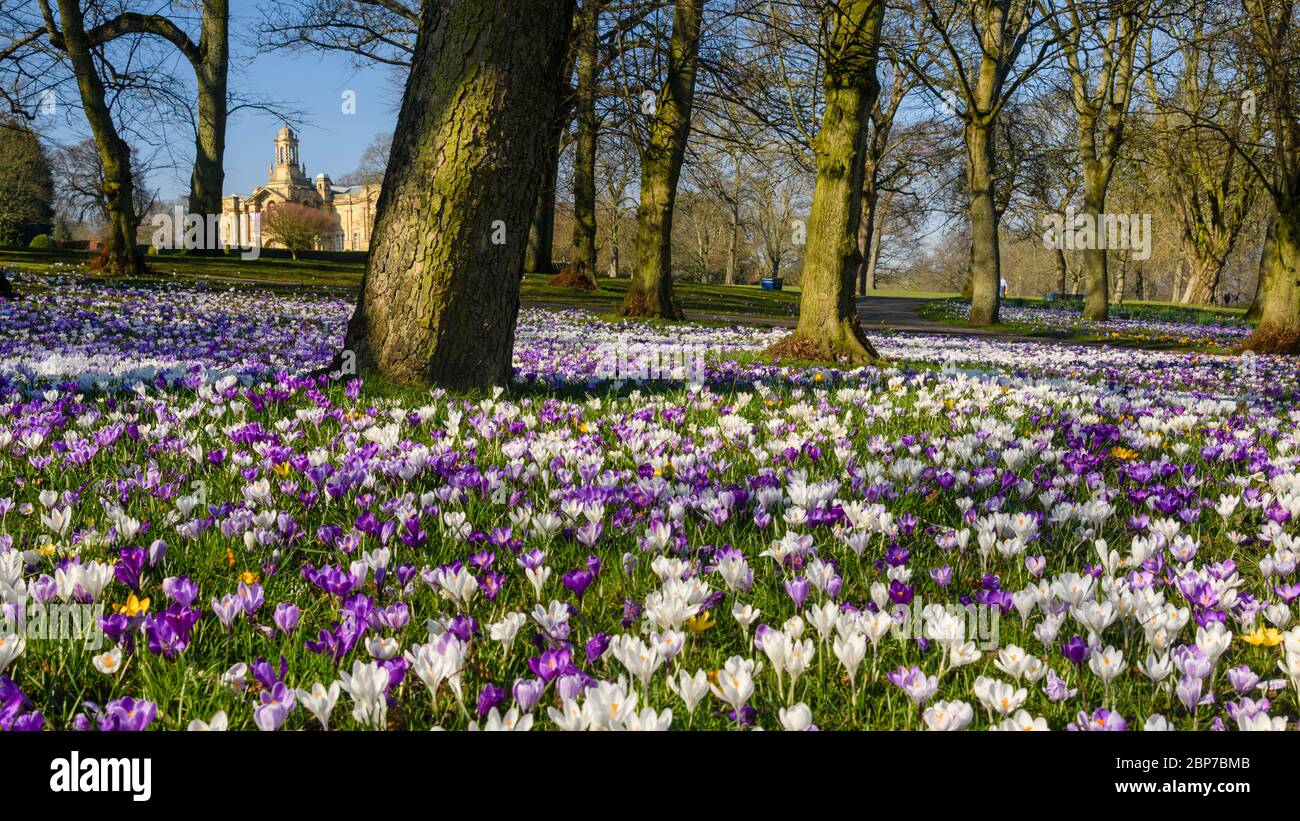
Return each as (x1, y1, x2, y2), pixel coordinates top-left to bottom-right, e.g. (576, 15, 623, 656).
(523, 294, 1066, 344)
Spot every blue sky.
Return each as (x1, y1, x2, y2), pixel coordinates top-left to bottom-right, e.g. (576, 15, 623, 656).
(219, 47, 403, 199)
(40, 0, 405, 202)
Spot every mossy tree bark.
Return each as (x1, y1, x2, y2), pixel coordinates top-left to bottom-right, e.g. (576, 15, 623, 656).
(619, 0, 703, 319)
(1245, 219, 1277, 322)
(779, 0, 886, 362)
(44, 0, 145, 277)
(1246, 202, 1300, 350)
(1078, 178, 1111, 319)
(570, 0, 600, 279)
(342, 0, 574, 389)
(1240, 0, 1300, 352)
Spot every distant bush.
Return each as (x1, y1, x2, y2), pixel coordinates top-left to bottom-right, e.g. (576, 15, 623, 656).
(28, 234, 55, 250)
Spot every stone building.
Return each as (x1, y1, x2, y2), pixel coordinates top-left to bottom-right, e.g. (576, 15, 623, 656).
(221, 125, 380, 252)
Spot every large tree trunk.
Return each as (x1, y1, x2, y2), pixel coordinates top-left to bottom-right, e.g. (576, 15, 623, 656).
(569, 0, 599, 279)
(189, 0, 228, 247)
(342, 0, 574, 389)
(966, 120, 1000, 324)
(54, 0, 145, 277)
(773, 0, 885, 363)
(1243, 201, 1300, 353)
(619, 0, 703, 319)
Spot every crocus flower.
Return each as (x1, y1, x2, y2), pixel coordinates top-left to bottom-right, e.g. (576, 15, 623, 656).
(273, 602, 300, 634)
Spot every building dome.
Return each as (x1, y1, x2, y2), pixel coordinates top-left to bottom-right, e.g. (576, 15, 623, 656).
(276, 124, 296, 141)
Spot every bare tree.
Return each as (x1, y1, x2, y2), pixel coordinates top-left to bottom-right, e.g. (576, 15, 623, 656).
(906, 0, 1061, 324)
(261, 203, 336, 259)
(1049, 0, 1152, 319)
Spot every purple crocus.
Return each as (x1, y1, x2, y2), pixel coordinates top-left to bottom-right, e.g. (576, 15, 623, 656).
(96, 697, 158, 732)
(273, 602, 300, 634)
(784, 576, 810, 611)
(1062, 635, 1089, 667)
(162, 575, 198, 607)
(476, 683, 507, 717)
(562, 568, 594, 601)
(586, 631, 610, 664)
(513, 678, 545, 713)
(1068, 708, 1127, 731)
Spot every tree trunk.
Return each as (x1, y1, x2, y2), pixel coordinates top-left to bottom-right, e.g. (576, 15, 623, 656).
(1180, 255, 1222, 305)
(342, 0, 574, 388)
(725, 155, 741, 286)
(1243, 201, 1300, 353)
(620, 0, 703, 319)
(865, 191, 888, 292)
(524, 133, 559, 274)
(855, 184, 878, 294)
(570, 0, 599, 278)
(1113, 253, 1127, 304)
(1080, 180, 1108, 320)
(55, 0, 145, 277)
(1055, 244, 1069, 294)
(189, 0, 229, 248)
(775, 0, 885, 363)
(966, 120, 1000, 324)
(1245, 218, 1277, 322)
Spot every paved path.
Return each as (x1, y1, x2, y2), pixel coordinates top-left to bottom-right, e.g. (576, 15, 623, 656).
(853, 296, 1052, 342)
(522, 294, 1065, 344)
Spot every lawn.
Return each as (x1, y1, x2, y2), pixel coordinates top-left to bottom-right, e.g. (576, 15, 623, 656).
(1, 268, 1298, 733)
(0, 248, 958, 323)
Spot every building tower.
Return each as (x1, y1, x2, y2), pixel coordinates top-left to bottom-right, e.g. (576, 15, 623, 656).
(270, 125, 309, 186)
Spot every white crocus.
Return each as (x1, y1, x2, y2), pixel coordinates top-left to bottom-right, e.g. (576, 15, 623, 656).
(0, 634, 26, 675)
(295, 681, 343, 731)
(923, 700, 974, 731)
(338, 660, 391, 730)
(778, 702, 814, 731)
(470, 707, 534, 731)
(667, 669, 710, 719)
(91, 646, 122, 676)
(710, 656, 760, 715)
(187, 711, 228, 731)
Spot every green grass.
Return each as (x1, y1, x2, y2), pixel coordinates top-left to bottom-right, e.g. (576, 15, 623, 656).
(1, 249, 967, 325)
